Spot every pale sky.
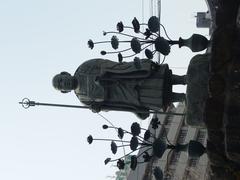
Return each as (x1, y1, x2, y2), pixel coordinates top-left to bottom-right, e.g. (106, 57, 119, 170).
(0, 0, 208, 179)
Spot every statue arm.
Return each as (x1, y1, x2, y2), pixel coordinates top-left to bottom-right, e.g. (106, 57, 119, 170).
(99, 59, 158, 80)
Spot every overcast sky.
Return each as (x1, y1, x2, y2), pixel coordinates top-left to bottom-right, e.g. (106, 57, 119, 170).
(0, 0, 208, 179)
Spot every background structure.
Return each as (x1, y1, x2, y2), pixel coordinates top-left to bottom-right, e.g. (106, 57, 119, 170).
(126, 103, 209, 180)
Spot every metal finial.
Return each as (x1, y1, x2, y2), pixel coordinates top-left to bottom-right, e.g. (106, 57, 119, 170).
(19, 98, 36, 109)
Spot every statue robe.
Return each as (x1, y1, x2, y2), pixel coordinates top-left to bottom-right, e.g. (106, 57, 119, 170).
(74, 58, 172, 119)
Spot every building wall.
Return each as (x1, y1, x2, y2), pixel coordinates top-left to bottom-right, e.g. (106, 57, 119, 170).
(196, 12, 211, 28)
(155, 103, 209, 180)
(195, 0, 218, 35)
(126, 103, 209, 180)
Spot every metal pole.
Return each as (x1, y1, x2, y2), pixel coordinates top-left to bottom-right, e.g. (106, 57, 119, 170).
(19, 98, 186, 116)
(20, 101, 90, 109)
(157, 0, 161, 63)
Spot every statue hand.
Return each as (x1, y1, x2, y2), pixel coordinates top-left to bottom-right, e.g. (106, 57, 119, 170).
(90, 104, 101, 113)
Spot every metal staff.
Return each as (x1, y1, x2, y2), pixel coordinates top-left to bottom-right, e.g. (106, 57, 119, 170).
(19, 98, 186, 116)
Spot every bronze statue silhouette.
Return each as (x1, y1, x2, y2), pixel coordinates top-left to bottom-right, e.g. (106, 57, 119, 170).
(52, 58, 186, 119)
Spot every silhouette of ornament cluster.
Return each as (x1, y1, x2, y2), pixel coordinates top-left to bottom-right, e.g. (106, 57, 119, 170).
(87, 16, 209, 64)
(87, 116, 206, 179)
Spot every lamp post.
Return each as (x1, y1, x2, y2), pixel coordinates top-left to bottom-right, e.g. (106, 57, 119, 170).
(88, 16, 209, 63)
(87, 116, 206, 179)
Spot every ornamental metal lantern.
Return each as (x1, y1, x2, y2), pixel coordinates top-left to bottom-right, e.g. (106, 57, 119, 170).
(87, 116, 206, 178)
(87, 16, 209, 63)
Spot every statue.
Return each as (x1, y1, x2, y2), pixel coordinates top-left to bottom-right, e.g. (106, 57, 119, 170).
(50, 15, 208, 120)
(52, 58, 186, 119)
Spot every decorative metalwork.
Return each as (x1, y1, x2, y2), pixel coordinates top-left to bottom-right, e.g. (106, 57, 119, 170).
(87, 116, 206, 179)
(20, 98, 32, 109)
(87, 16, 209, 63)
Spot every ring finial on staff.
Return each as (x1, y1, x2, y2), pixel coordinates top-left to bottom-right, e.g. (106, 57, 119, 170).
(19, 98, 36, 109)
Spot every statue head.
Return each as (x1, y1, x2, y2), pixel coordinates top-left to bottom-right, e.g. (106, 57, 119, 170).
(52, 72, 78, 93)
